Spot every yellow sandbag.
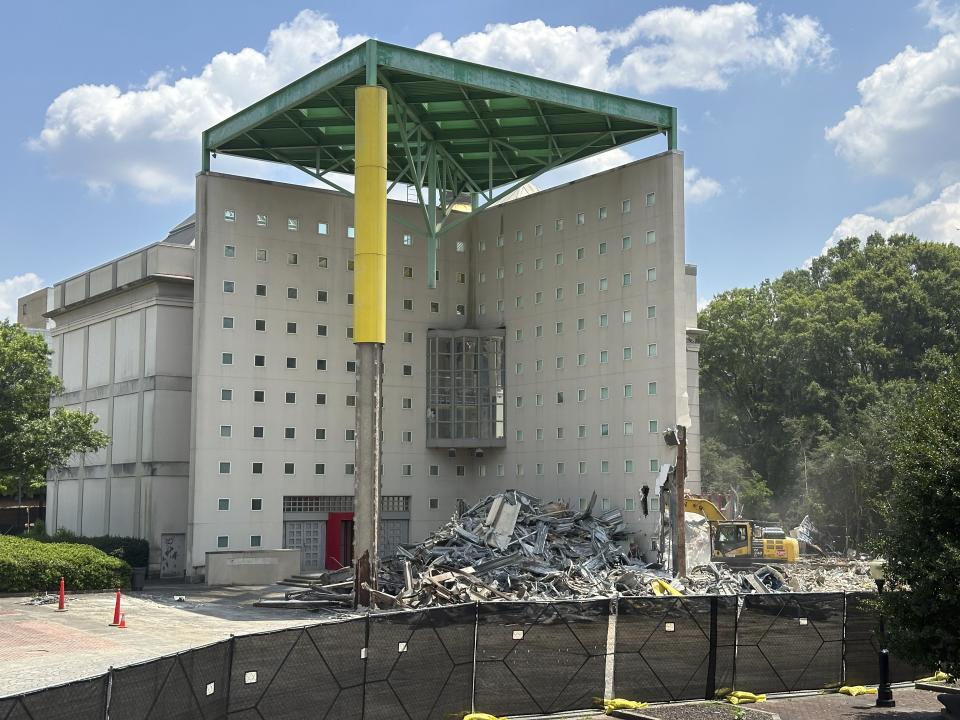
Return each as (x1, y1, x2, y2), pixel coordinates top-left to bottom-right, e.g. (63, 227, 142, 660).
(464, 714, 507, 720)
(916, 671, 952, 683)
(726, 690, 766, 704)
(839, 685, 877, 696)
(603, 698, 650, 713)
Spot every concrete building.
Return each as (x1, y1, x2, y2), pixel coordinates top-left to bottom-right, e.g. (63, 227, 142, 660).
(17, 288, 49, 330)
(36, 151, 700, 577)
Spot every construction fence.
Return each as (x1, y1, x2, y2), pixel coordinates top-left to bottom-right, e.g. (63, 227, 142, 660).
(0, 592, 923, 720)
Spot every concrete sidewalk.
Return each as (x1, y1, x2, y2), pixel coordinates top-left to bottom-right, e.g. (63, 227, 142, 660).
(754, 688, 943, 720)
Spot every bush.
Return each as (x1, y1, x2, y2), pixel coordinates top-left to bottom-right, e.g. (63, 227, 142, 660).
(0, 535, 130, 592)
(46, 530, 149, 568)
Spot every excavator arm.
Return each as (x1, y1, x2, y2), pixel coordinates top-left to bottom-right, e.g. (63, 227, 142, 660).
(684, 496, 728, 522)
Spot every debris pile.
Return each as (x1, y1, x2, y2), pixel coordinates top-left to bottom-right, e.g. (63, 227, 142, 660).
(273, 491, 881, 610)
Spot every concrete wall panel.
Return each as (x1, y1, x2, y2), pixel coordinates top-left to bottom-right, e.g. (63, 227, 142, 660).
(86, 320, 112, 388)
(114, 312, 141, 381)
(80, 478, 107, 536)
(111, 393, 139, 463)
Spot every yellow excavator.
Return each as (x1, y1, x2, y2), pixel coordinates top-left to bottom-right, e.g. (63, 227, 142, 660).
(684, 496, 799, 564)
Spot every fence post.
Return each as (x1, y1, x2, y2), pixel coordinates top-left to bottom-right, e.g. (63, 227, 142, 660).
(732, 595, 741, 691)
(705, 596, 718, 700)
(470, 601, 479, 713)
(224, 635, 235, 720)
(604, 596, 618, 701)
(104, 666, 113, 720)
(841, 593, 847, 686)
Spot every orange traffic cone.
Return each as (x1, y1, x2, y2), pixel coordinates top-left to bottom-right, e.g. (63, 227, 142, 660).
(110, 589, 122, 626)
(55, 576, 67, 612)
(118, 612, 127, 629)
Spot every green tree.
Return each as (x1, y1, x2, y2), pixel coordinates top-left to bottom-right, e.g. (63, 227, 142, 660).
(0, 321, 108, 497)
(879, 367, 960, 676)
(700, 438, 772, 519)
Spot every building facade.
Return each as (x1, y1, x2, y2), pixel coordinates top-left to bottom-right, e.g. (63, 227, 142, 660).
(37, 150, 701, 577)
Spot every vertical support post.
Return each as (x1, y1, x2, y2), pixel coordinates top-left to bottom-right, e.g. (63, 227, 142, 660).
(353, 82, 388, 608)
(201, 131, 211, 172)
(667, 107, 679, 151)
(706, 595, 718, 700)
(675, 425, 687, 578)
(426, 143, 439, 289)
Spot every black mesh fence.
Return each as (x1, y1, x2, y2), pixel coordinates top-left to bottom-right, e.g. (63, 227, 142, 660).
(735, 592, 845, 693)
(614, 595, 737, 702)
(1, 591, 937, 718)
(473, 600, 609, 716)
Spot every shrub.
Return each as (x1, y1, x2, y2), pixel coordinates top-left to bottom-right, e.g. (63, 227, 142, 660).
(47, 530, 149, 568)
(0, 535, 130, 593)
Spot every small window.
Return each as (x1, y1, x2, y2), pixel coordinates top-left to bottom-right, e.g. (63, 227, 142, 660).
(647, 343, 658, 358)
(345, 463, 355, 475)
(556, 321, 564, 334)
(217, 536, 229, 548)
(624, 346, 633, 360)
(402, 364, 413, 376)
(316, 428, 327, 440)
(318, 222, 328, 235)
(626, 459, 636, 473)
(516, 230, 523, 243)
(252, 498, 263, 511)
(252, 462, 263, 474)
(577, 247, 585, 260)
(253, 390, 265, 403)
(646, 192, 656, 207)
(515, 396, 523, 408)
(497, 300, 504, 312)
(515, 296, 523, 309)
(401, 464, 412, 476)
(316, 360, 327, 371)
(219, 425, 232, 438)
(647, 267, 657, 282)
(648, 381, 658, 396)
(287, 217, 299, 232)
(218, 498, 230, 511)
(534, 325, 542, 338)
(623, 273, 632, 287)
(646, 230, 657, 245)
(576, 212, 585, 225)
(456, 240, 465, 252)
(579, 462, 587, 475)
(221, 352, 233, 365)
(622, 199, 631, 214)
(347, 226, 355, 239)
(429, 465, 440, 476)
(496, 234, 504, 247)
(284, 391, 296, 404)
(557, 391, 564, 404)
(599, 277, 608, 291)
(345, 360, 356, 373)
(345, 429, 356, 441)
(255, 284, 267, 297)
(625, 498, 636, 511)
(286, 357, 297, 369)
(649, 420, 659, 433)
(556, 218, 564, 231)
(599, 206, 607, 220)
(219, 461, 231, 474)
(284, 462, 295, 475)
(402, 430, 412, 443)
(224, 245, 236, 258)
(346, 293, 354, 305)
(516, 262, 523, 275)
(555, 287, 564, 300)
(403, 298, 413, 311)
(255, 213, 267, 227)
(599, 314, 608, 327)
(255, 319, 266, 332)
(286, 322, 297, 334)
(535, 291, 543, 304)
(516, 429, 524, 442)
(577, 318, 585, 331)
(536, 359, 543, 371)
(600, 350, 609, 364)
(250, 535, 262, 548)
(577, 354, 586, 367)
(496, 266, 504, 280)
(402, 265, 413, 279)
(624, 421, 634, 436)
(346, 395, 356, 407)
(224, 210, 236, 222)
(650, 459, 660, 472)
(317, 324, 327, 336)
(456, 272, 466, 284)
(556, 356, 564, 369)
(402, 233, 412, 246)
(253, 426, 264, 438)
(535, 393, 543, 406)
(622, 236, 632, 250)
(223, 281, 235, 294)
(222, 316, 234, 329)
(287, 287, 298, 300)
(402, 397, 413, 409)
(623, 310, 633, 324)
(576, 282, 585, 296)
(402, 331, 413, 343)
(578, 425, 587, 439)
(347, 259, 354, 271)
(430, 301, 439, 313)
(600, 386, 610, 400)
(220, 388, 233, 401)
(287, 253, 298, 266)
(557, 461, 565, 474)
(479, 239, 486, 252)
(600, 423, 609, 437)
(318, 290, 329, 303)
(535, 223, 543, 236)
(318, 256, 328, 269)
(598, 241, 607, 255)
(346, 327, 353, 339)
(624, 384, 634, 398)
(428, 497, 439, 510)
(456, 304, 465, 315)
(535, 257, 544, 270)
(256, 249, 268, 262)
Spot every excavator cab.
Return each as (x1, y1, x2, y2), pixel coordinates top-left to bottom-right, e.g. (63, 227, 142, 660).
(711, 521, 753, 561)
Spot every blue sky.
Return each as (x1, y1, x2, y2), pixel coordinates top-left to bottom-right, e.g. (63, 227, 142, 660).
(2, 1, 960, 318)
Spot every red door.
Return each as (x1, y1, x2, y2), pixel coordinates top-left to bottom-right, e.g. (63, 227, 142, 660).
(326, 512, 355, 569)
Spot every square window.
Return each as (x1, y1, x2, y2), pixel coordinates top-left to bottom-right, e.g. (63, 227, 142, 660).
(287, 287, 298, 300)
(284, 462, 295, 475)
(346, 395, 356, 407)
(255, 319, 266, 332)
(345, 429, 356, 441)
(218, 498, 230, 511)
(555, 252, 564, 265)
(223, 281, 235, 294)
(318, 256, 328, 268)
(650, 459, 660, 472)
(217, 536, 229, 548)
(598, 241, 607, 255)
(456, 272, 466, 283)
(624, 384, 634, 398)
(402, 397, 412, 409)
(622, 199, 632, 213)
(402, 464, 412, 476)
(647, 343, 658, 357)
(286, 357, 297, 369)
(345, 463, 355, 475)
(252, 462, 263, 474)
(221, 352, 233, 365)
(224, 245, 236, 258)
(555, 287, 564, 300)
(402, 233, 412, 246)
(624, 421, 634, 436)
(430, 301, 439, 313)
(429, 465, 440, 476)
(287, 217, 299, 232)
(284, 391, 296, 404)
(316, 428, 326, 440)
(649, 420, 659, 433)
(252, 498, 263, 511)
(286, 322, 297, 334)
(253, 390, 265, 402)
(255, 284, 267, 296)
(625, 498, 636, 511)
(647, 267, 657, 282)
(402, 364, 413, 376)
(219, 461, 231, 474)
(222, 316, 234, 329)
(315, 393, 326, 405)
(403, 331, 414, 343)
(250, 535, 262, 548)
(625, 459, 635, 473)
(647, 305, 657, 319)
(224, 210, 235, 222)
(318, 222, 328, 235)
(429, 497, 439, 510)
(221, 388, 233, 401)
(624, 346, 633, 360)
(535, 257, 544, 270)
(403, 265, 413, 278)
(253, 426, 264, 438)
(317, 359, 327, 371)
(346, 360, 356, 372)
(316, 462, 328, 475)
(402, 430, 412, 443)
(287, 252, 298, 265)
(622, 236, 632, 250)
(576, 212, 585, 225)
(403, 298, 413, 311)
(648, 381, 658, 396)
(646, 192, 656, 207)
(577, 318, 585, 331)
(220, 425, 231, 438)
(599, 277, 608, 291)
(646, 230, 657, 245)
(577, 247, 585, 260)
(347, 226, 355, 239)
(623, 310, 633, 323)
(256, 249, 268, 262)
(317, 324, 327, 336)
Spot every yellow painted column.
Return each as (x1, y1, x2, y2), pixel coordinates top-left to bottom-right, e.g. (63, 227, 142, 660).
(352, 84, 387, 607)
(353, 85, 388, 343)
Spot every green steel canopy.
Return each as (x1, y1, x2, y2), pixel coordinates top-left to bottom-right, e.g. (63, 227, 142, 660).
(204, 39, 676, 197)
(203, 40, 677, 282)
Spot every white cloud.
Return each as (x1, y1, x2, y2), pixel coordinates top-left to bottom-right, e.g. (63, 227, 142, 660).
(920, 0, 960, 32)
(684, 168, 723, 203)
(825, 26, 960, 178)
(825, 181, 960, 252)
(31, 6, 830, 201)
(0, 273, 44, 322)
